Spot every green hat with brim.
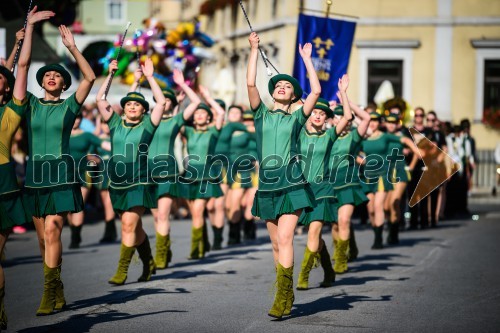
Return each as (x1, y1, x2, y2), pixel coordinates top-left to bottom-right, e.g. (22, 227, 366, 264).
(268, 74, 303, 103)
(243, 110, 254, 120)
(385, 114, 399, 123)
(162, 88, 178, 107)
(215, 99, 226, 110)
(36, 64, 72, 89)
(0, 66, 15, 91)
(333, 105, 344, 116)
(313, 98, 333, 118)
(370, 111, 381, 120)
(196, 103, 213, 121)
(120, 92, 150, 111)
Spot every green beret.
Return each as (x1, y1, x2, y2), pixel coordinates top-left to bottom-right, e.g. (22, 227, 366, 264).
(313, 98, 333, 118)
(268, 74, 303, 103)
(36, 64, 72, 89)
(162, 88, 178, 107)
(0, 66, 15, 91)
(196, 103, 213, 120)
(243, 110, 254, 120)
(120, 92, 150, 111)
(215, 99, 226, 110)
(385, 114, 399, 123)
(370, 111, 381, 120)
(333, 105, 344, 116)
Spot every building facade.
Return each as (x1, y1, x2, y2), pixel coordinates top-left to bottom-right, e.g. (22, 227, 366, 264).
(171, 0, 500, 149)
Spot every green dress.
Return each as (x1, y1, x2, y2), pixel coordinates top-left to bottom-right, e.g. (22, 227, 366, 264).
(361, 132, 402, 193)
(181, 126, 223, 199)
(24, 92, 84, 217)
(148, 113, 185, 199)
(215, 122, 247, 185)
(107, 112, 158, 212)
(251, 102, 315, 220)
(330, 129, 368, 209)
(92, 135, 111, 190)
(0, 97, 29, 229)
(387, 132, 411, 183)
(297, 127, 338, 225)
(228, 126, 254, 189)
(69, 131, 102, 189)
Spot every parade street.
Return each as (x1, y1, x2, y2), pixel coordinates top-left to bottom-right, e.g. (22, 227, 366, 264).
(3, 196, 499, 333)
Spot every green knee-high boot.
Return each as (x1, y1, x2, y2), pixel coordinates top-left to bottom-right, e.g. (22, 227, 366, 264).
(268, 263, 294, 319)
(387, 222, 400, 245)
(0, 287, 7, 330)
(331, 238, 338, 262)
(371, 226, 384, 249)
(137, 236, 157, 282)
(155, 232, 171, 270)
(228, 221, 241, 245)
(54, 261, 66, 311)
(189, 227, 204, 260)
(212, 226, 223, 250)
(319, 241, 336, 287)
(296, 247, 319, 290)
(109, 244, 135, 285)
(348, 224, 359, 262)
(334, 239, 349, 274)
(36, 263, 59, 316)
(100, 219, 117, 243)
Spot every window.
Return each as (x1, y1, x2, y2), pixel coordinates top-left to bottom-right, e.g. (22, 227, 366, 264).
(358, 48, 413, 106)
(367, 60, 403, 105)
(484, 60, 500, 114)
(106, 0, 126, 25)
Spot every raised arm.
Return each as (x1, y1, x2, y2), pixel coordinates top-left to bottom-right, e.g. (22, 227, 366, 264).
(96, 60, 118, 122)
(350, 102, 370, 137)
(199, 85, 225, 123)
(128, 68, 143, 93)
(59, 25, 96, 104)
(172, 69, 200, 120)
(299, 43, 321, 116)
(14, 7, 54, 101)
(142, 58, 166, 126)
(246, 32, 261, 110)
(5, 28, 25, 71)
(335, 75, 354, 135)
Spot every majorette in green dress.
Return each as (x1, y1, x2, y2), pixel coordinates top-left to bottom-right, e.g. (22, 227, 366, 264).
(107, 112, 158, 212)
(214, 122, 247, 185)
(181, 125, 223, 199)
(330, 129, 369, 209)
(148, 112, 185, 199)
(0, 96, 29, 229)
(361, 132, 404, 193)
(297, 127, 338, 225)
(23, 92, 84, 217)
(250, 102, 316, 220)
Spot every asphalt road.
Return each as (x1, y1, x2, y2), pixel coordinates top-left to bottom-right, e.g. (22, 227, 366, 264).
(3, 200, 500, 333)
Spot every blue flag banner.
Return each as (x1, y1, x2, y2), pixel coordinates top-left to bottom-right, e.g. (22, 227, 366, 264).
(293, 14, 356, 101)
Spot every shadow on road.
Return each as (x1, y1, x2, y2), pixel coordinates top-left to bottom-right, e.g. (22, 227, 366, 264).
(3, 249, 99, 268)
(18, 309, 184, 333)
(283, 293, 392, 321)
(67, 287, 189, 311)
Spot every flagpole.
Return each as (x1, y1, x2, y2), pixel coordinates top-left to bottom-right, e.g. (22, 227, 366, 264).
(326, 0, 332, 18)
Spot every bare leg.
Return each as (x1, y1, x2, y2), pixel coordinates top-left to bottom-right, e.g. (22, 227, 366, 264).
(44, 214, 66, 268)
(306, 221, 323, 252)
(67, 187, 90, 227)
(153, 196, 173, 236)
(121, 207, 146, 247)
(100, 190, 115, 221)
(338, 204, 355, 241)
(276, 210, 301, 268)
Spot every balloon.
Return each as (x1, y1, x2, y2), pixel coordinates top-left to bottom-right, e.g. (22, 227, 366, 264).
(195, 32, 215, 47)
